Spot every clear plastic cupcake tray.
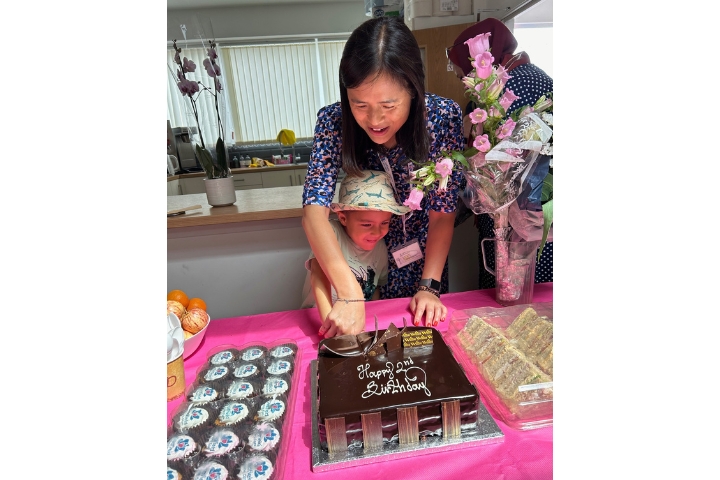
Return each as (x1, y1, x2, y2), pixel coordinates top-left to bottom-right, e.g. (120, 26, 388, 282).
(444, 302, 553, 430)
(167, 339, 301, 480)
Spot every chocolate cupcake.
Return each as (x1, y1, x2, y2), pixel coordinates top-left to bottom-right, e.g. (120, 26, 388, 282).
(225, 379, 261, 401)
(208, 348, 241, 366)
(252, 394, 287, 425)
(239, 345, 268, 363)
(173, 404, 215, 435)
(245, 421, 282, 454)
(187, 384, 222, 405)
(214, 400, 252, 428)
(167, 463, 191, 480)
(268, 343, 297, 359)
(265, 359, 293, 376)
(192, 458, 231, 480)
(197, 364, 232, 385)
(201, 427, 244, 459)
(235, 452, 276, 480)
(261, 375, 291, 396)
(231, 362, 263, 381)
(167, 432, 201, 464)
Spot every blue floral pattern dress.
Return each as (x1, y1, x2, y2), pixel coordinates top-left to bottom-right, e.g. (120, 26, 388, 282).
(302, 93, 465, 299)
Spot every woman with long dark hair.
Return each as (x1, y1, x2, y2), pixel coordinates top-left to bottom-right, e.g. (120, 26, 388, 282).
(302, 16, 465, 337)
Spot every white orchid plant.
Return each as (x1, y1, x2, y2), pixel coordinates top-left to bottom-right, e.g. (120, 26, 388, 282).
(170, 39, 230, 179)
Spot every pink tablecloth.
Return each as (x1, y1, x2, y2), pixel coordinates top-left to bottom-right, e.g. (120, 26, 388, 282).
(168, 284, 553, 480)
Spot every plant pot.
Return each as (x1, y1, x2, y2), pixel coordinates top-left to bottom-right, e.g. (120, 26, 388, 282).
(204, 177, 236, 207)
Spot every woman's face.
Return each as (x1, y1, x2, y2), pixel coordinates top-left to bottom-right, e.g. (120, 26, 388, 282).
(347, 73, 413, 150)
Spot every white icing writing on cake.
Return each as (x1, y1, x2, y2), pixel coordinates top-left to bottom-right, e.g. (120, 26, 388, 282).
(357, 358, 431, 398)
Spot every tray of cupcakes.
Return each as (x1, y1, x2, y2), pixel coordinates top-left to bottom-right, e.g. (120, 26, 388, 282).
(167, 341, 300, 480)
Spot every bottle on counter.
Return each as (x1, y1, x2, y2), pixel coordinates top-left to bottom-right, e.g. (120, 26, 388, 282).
(232, 156, 239, 168)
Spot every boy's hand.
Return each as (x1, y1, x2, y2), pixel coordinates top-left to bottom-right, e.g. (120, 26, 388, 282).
(319, 301, 366, 338)
(409, 290, 447, 328)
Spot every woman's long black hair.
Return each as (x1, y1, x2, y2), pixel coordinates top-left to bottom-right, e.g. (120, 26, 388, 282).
(339, 16, 429, 177)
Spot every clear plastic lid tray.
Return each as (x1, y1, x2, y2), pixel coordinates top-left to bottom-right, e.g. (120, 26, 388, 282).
(444, 302, 553, 430)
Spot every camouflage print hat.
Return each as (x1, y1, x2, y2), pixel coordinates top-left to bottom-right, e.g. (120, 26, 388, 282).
(330, 170, 410, 215)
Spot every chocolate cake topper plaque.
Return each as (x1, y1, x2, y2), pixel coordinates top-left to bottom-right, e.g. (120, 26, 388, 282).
(318, 316, 409, 358)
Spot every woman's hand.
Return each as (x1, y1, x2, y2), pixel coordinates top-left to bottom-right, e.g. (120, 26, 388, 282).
(409, 290, 447, 327)
(319, 301, 366, 338)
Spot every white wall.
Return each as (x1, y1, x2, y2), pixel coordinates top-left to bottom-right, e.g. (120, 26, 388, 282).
(167, 3, 368, 42)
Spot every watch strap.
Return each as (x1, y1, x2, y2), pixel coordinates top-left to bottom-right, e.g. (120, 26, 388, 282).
(419, 278, 441, 291)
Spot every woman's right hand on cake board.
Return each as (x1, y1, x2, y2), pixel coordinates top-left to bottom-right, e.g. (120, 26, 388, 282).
(319, 301, 366, 338)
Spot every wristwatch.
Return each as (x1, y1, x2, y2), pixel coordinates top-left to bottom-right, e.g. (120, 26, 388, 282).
(419, 278, 441, 291)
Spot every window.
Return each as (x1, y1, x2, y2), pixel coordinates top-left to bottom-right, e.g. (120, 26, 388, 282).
(167, 39, 347, 145)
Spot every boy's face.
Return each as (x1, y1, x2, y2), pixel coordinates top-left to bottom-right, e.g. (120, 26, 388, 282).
(337, 210, 393, 251)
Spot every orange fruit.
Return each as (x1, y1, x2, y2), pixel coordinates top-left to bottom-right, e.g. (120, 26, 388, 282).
(167, 289, 190, 308)
(187, 297, 207, 312)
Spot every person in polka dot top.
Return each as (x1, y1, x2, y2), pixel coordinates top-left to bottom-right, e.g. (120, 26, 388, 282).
(447, 18, 553, 289)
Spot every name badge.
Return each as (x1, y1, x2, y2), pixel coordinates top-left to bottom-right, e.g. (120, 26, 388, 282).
(391, 239, 423, 268)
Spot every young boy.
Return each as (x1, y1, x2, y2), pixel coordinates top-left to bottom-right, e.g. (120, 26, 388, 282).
(300, 170, 410, 323)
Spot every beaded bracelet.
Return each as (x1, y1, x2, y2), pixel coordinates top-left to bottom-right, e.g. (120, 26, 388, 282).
(417, 285, 440, 298)
(334, 298, 365, 305)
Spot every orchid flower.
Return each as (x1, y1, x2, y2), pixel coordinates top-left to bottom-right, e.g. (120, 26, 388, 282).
(182, 57, 196, 73)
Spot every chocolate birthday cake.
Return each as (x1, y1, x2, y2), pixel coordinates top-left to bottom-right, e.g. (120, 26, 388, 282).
(316, 323, 479, 452)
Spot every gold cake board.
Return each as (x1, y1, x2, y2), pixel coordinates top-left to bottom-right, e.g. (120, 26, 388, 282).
(310, 360, 505, 472)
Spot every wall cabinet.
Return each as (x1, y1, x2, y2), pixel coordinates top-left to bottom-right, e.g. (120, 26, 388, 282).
(179, 176, 206, 195)
(261, 170, 307, 188)
(167, 179, 180, 196)
(233, 171, 263, 190)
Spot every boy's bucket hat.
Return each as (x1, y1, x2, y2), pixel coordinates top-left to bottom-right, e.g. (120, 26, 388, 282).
(330, 170, 410, 215)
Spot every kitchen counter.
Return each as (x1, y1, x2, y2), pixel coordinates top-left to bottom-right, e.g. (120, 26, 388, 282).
(167, 185, 308, 228)
(166, 163, 307, 182)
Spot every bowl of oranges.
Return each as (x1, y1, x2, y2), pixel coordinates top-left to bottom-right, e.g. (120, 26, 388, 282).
(167, 289, 210, 359)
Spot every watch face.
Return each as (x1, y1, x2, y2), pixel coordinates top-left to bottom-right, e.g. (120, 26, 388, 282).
(420, 278, 440, 290)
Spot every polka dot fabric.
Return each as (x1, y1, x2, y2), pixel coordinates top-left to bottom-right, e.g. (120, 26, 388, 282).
(303, 93, 466, 299)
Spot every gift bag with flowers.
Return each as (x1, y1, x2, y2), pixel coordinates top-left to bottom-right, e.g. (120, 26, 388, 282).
(406, 31, 553, 305)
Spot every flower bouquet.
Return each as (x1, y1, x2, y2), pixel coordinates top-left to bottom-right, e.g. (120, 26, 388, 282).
(406, 31, 553, 304)
(170, 35, 230, 180)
